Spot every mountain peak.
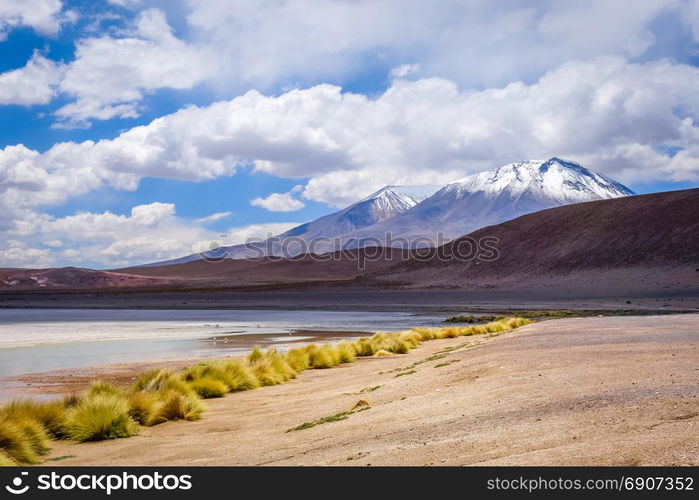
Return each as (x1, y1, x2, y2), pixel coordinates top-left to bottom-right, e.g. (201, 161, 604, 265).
(361, 184, 442, 203)
(449, 158, 633, 204)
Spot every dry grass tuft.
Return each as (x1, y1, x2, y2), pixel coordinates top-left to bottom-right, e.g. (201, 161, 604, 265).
(0, 399, 67, 439)
(149, 391, 202, 425)
(127, 391, 160, 425)
(64, 393, 137, 442)
(189, 377, 228, 399)
(133, 369, 194, 396)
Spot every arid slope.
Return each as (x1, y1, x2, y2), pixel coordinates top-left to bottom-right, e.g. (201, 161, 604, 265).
(368, 188, 699, 290)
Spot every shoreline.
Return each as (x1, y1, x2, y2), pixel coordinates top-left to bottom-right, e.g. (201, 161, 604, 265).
(2, 288, 698, 313)
(20, 314, 699, 465)
(0, 329, 372, 398)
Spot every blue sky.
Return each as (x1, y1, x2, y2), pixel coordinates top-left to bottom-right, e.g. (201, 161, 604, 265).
(0, 0, 698, 268)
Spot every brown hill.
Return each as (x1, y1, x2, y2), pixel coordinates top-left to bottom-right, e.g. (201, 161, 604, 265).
(0, 267, 172, 291)
(365, 188, 699, 291)
(117, 247, 409, 286)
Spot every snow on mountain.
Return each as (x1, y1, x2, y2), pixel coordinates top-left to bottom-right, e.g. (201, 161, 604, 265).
(339, 158, 634, 245)
(141, 184, 442, 265)
(142, 158, 633, 265)
(450, 157, 633, 204)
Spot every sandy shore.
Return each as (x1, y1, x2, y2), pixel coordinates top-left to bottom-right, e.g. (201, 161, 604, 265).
(45, 314, 698, 466)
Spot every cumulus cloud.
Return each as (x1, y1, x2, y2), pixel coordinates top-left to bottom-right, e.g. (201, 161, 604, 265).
(184, 0, 697, 89)
(0, 0, 65, 40)
(1, 203, 217, 267)
(0, 246, 54, 268)
(251, 186, 306, 212)
(1, 57, 698, 215)
(2, 0, 697, 127)
(54, 8, 215, 127)
(0, 51, 65, 106)
(0, 201, 300, 268)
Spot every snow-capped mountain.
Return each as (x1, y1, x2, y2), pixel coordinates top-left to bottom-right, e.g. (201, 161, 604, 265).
(450, 157, 633, 205)
(143, 158, 633, 266)
(338, 158, 634, 245)
(142, 184, 442, 265)
(276, 184, 441, 244)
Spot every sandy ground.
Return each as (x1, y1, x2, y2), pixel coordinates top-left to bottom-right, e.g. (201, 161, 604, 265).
(46, 314, 699, 466)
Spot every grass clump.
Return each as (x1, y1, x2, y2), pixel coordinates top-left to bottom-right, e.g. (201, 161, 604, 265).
(64, 393, 137, 442)
(335, 342, 357, 363)
(0, 399, 67, 439)
(395, 369, 417, 377)
(127, 391, 160, 425)
(149, 391, 202, 425)
(306, 344, 339, 369)
(248, 347, 293, 385)
(219, 360, 260, 392)
(133, 369, 194, 396)
(368, 333, 411, 354)
(285, 348, 311, 371)
(0, 416, 51, 464)
(189, 377, 228, 399)
(0, 420, 39, 465)
(352, 338, 377, 357)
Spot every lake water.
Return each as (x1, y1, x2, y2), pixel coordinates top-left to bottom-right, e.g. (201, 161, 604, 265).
(0, 309, 447, 378)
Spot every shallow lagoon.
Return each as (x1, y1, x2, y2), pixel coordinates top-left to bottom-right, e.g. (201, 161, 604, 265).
(0, 309, 446, 377)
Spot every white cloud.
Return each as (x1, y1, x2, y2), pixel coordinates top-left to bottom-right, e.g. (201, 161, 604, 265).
(0, 200, 301, 267)
(183, 0, 695, 90)
(107, 0, 143, 9)
(4, 202, 215, 267)
(54, 8, 214, 127)
(0, 51, 64, 106)
(2, 0, 696, 126)
(44, 202, 176, 242)
(222, 223, 301, 246)
(251, 186, 306, 212)
(195, 211, 233, 224)
(390, 64, 420, 79)
(0, 0, 64, 40)
(1, 57, 698, 216)
(0, 245, 54, 268)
